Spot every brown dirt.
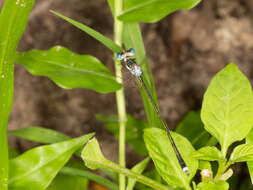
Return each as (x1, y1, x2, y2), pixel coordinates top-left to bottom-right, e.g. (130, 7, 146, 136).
(7, 0, 253, 169)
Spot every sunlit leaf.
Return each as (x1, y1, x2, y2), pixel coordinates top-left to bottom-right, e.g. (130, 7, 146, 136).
(230, 144, 253, 162)
(143, 128, 197, 189)
(118, 0, 201, 23)
(192, 147, 222, 161)
(8, 133, 94, 190)
(201, 63, 253, 156)
(196, 181, 229, 190)
(16, 46, 121, 93)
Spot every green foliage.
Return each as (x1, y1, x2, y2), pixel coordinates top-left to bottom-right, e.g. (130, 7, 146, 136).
(46, 172, 88, 190)
(247, 128, 253, 184)
(0, 0, 34, 188)
(127, 157, 150, 190)
(82, 138, 172, 190)
(143, 128, 197, 190)
(96, 114, 148, 155)
(51, 11, 122, 53)
(9, 126, 69, 144)
(2, 0, 253, 188)
(176, 111, 215, 149)
(201, 63, 253, 156)
(230, 144, 253, 162)
(118, 0, 201, 23)
(60, 167, 119, 190)
(16, 46, 121, 93)
(196, 181, 229, 190)
(8, 133, 94, 190)
(192, 147, 223, 161)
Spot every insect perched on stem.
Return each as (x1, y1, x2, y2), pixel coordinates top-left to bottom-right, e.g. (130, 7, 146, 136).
(116, 48, 189, 175)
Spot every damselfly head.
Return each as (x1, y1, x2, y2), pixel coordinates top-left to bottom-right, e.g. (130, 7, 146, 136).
(127, 48, 135, 56)
(116, 52, 123, 60)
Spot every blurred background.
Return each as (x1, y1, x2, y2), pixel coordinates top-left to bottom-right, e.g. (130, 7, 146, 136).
(5, 0, 253, 182)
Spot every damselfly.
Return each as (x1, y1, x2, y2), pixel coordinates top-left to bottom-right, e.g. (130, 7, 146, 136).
(116, 48, 189, 175)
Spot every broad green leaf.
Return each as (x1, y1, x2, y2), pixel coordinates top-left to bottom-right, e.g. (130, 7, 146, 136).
(192, 147, 222, 161)
(230, 144, 253, 162)
(201, 63, 253, 156)
(0, 0, 34, 188)
(196, 181, 229, 190)
(246, 128, 253, 184)
(82, 138, 172, 190)
(16, 46, 121, 93)
(118, 0, 201, 23)
(8, 133, 94, 190)
(51, 11, 122, 53)
(96, 114, 148, 155)
(127, 157, 150, 190)
(143, 128, 197, 189)
(9, 126, 69, 144)
(176, 111, 213, 149)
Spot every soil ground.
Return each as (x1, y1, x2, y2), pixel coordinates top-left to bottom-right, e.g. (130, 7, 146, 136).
(5, 0, 253, 188)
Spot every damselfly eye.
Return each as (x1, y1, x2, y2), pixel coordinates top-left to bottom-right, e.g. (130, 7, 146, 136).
(129, 48, 135, 55)
(116, 52, 122, 60)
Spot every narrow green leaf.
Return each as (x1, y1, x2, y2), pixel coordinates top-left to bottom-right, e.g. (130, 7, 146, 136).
(201, 63, 253, 156)
(118, 0, 201, 23)
(16, 46, 121, 93)
(127, 157, 150, 190)
(176, 111, 213, 149)
(143, 128, 197, 189)
(8, 133, 94, 190)
(230, 144, 253, 162)
(246, 127, 253, 184)
(96, 114, 148, 155)
(51, 11, 122, 53)
(82, 138, 172, 190)
(192, 147, 223, 161)
(123, 23, 160, 128)
(0, 0, 34, 188)
(9, 126, 70, 144)
(196, 181, 229, 190)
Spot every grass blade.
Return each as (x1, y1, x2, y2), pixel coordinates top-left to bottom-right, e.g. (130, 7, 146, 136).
(0, 0, 34, 188)
(51, 11, 122, 53)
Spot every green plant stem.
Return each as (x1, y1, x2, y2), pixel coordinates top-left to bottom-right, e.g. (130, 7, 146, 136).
(91, 160, 172, 190)
(114, 0, 126, 189)
(214, 160, 231, 182)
